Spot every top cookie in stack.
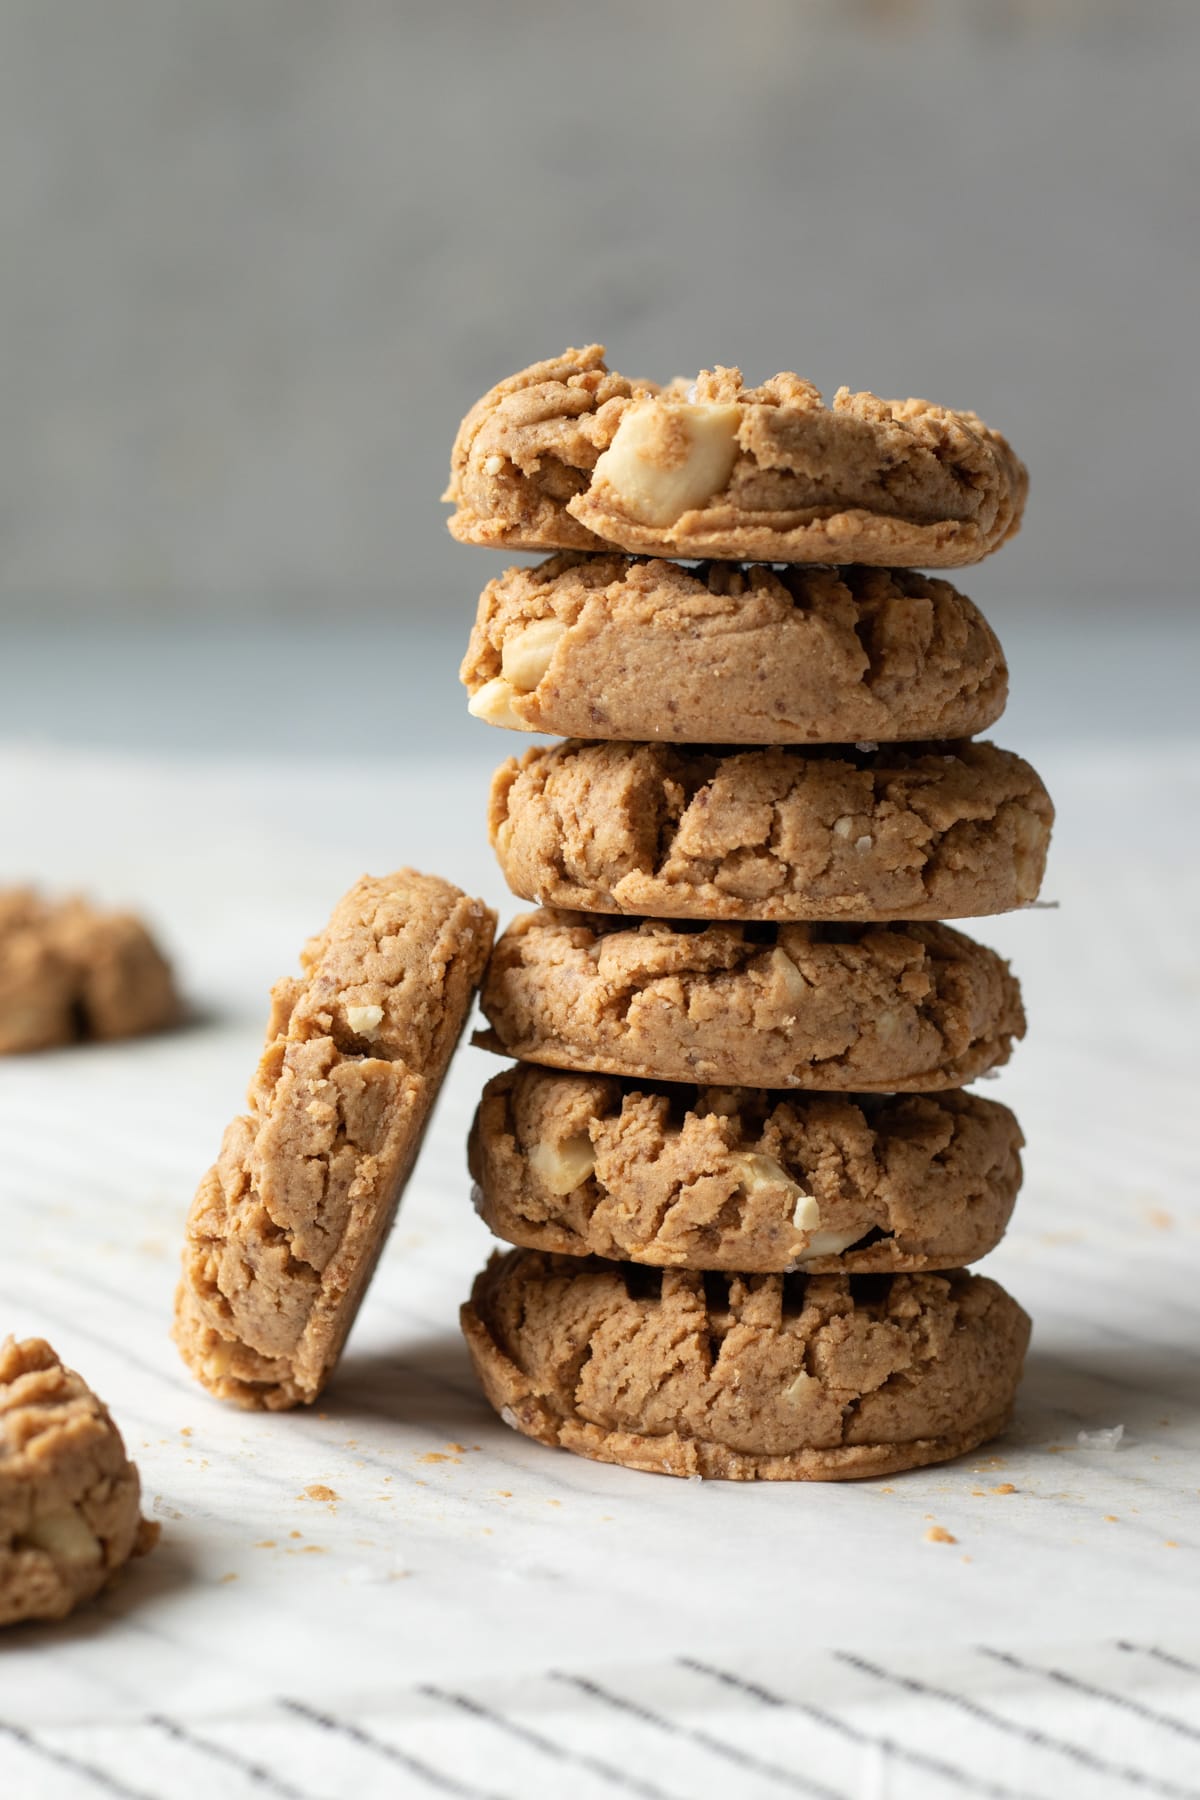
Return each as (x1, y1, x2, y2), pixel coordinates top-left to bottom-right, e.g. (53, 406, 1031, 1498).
(448, 346, 1049, 1482)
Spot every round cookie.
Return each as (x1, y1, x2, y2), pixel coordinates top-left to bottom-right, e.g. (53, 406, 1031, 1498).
(0, 1337, 158, 1625)
(0, 888, 179, 1054)
(478, 910, 1024, 1091)
(490, 739, 1053, 922)
(462, 1250, 1031, 1480)
(446, 346, 1026, 567)
(470, 1066, 1023, 1273)
(175, 869, 496, 1409)
(462, 555, 1007, 745)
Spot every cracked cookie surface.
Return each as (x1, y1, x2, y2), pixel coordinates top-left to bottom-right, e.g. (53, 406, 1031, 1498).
(0, 889, 178, 1053)
(0, 1337, 158, 1626)
(479, 910, 1024, 1091)
(463, 1250, 1030, 1480)
(461, 555, 1008, 744)
(470, 1066, 1022, 1273)
(446, 346, 1026, 567)
(174, 870, 495, 1409)
(491, 739, 1052, 921)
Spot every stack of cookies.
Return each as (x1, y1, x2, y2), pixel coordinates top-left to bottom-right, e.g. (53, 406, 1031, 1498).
(447, 346, 1052, 1481)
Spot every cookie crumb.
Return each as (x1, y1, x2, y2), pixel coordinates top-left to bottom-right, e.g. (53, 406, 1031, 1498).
(990, 1483, 1017, 1495)
(1077, 1425, 1124, 1451)
(219, 1572, 238, 1584)
(255, 1539, 276, 1549)
(299, 1484, 339, 1503)
(925, 1525, 957, 1545)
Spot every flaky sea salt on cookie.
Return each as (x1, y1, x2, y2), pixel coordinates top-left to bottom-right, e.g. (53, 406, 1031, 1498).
(470, 1066, 1023, 1274)
(0, 1338, 158, 1626)
(479, 910, 1024, 1092)
(461, 555, 1008, 746)
(491, 739, 1053, 922)
(174, 870, 495, 1410)
(462, 1250, 1031, 1480)
(446, 346, 1026, 567)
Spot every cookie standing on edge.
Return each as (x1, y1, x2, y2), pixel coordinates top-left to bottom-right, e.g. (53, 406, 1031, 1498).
(175, 870, 496, 1409)
(446, 346, 1027, 567)
(479, 910, 1024, 1091)
(462, 1250, 1031, 1481)
(462, 556, 1009, 745)
(470, 1066, 1023, 1273)
(491, 739, 1053, 921)
(0, 889, 179, 1054)
(0, 1338, 158, 1626)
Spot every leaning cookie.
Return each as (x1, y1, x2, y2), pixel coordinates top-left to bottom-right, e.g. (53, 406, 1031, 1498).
(446, 346, 1026, 567)
(0, 1338, 158, 1626)
(462, 1251, 1030, 1480)
(479, 911, 1024, 1091)
(175, 870, 495, 1409)
(470, 1066, 1022, 1273)
(0, 889, 179, 1054)
(491, 739, 1053, 922)
(463, 556, 1008, 746)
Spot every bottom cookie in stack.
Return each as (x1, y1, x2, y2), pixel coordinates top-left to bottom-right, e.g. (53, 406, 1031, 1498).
(464, 1065, 1030, 1480)
(462, 1249, 1029, 1482)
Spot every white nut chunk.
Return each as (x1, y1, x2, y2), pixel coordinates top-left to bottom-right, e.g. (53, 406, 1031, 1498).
(24, 1508, 103, 1565)
(468, 676, 527, 730)
(590, 400, 741, 526)
(345, 1003, 384, 1039)
(500, 617, 567, 692)
(529, 1132, 595, 1196)
(730, 1151, 818, 1227)
(792, 1227, 865, 1265)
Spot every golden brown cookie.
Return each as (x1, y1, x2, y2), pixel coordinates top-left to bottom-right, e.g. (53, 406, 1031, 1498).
(462, 1250, 1030, 1480)
(470, 1065, 1022, 1273)
(0, 889, 179, 1054)
(478, 910, 1024, 1091)
(0, 1337, 158, 1626)
(175, 870, 495, 1409)
(446, 347, 1026, 567)
(462, 555, 1008, 744)
(491, 739, 1052, 922)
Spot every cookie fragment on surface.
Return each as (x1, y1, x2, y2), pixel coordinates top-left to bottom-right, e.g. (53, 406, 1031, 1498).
(0, 1337, 158, 1626)
(462, 556, 1009, 745)
(478, 910, 1024, 1092)
(491, 739, 1053, 921)
(174, 870, 496, 1409)
(0, 889, 179, 1054)
(446, 346, 1026, 567)
(462, 1250, 1030, 1480)
(470, 1065, 1023, 1273)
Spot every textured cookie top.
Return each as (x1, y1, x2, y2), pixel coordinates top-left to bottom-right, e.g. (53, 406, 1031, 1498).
(491, 738, 1053, 922)
(263, 869, 495, 1080)
(471, 1064, 1023, 1273)
(446, 346, 1027, 567)
(0, 887, 178, 1054)
(0, 1337, 156, 1625)
(462, 554, 1008, 745)
(176, 869, 497, 1409)
(464, 1249, 1031, 1479)
(479, 910, 1025, 1091)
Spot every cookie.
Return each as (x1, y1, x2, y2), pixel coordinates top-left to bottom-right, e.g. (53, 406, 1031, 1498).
(491, 739, 1052, 922)
(446, 346, 1026, 567)
(174, 870, 495, 1409)
(0, 1338, 158, 1626)
(462, 1250, 1030, 1480)
(470, 1065, 1022, 1273)
(0, 889, 179, 1054)
(462, 555, 1008, 745)
(478, 911, 1024, 1091)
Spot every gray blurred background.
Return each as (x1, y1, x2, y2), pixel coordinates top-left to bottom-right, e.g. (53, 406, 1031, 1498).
(2, 0, 1197, 756)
